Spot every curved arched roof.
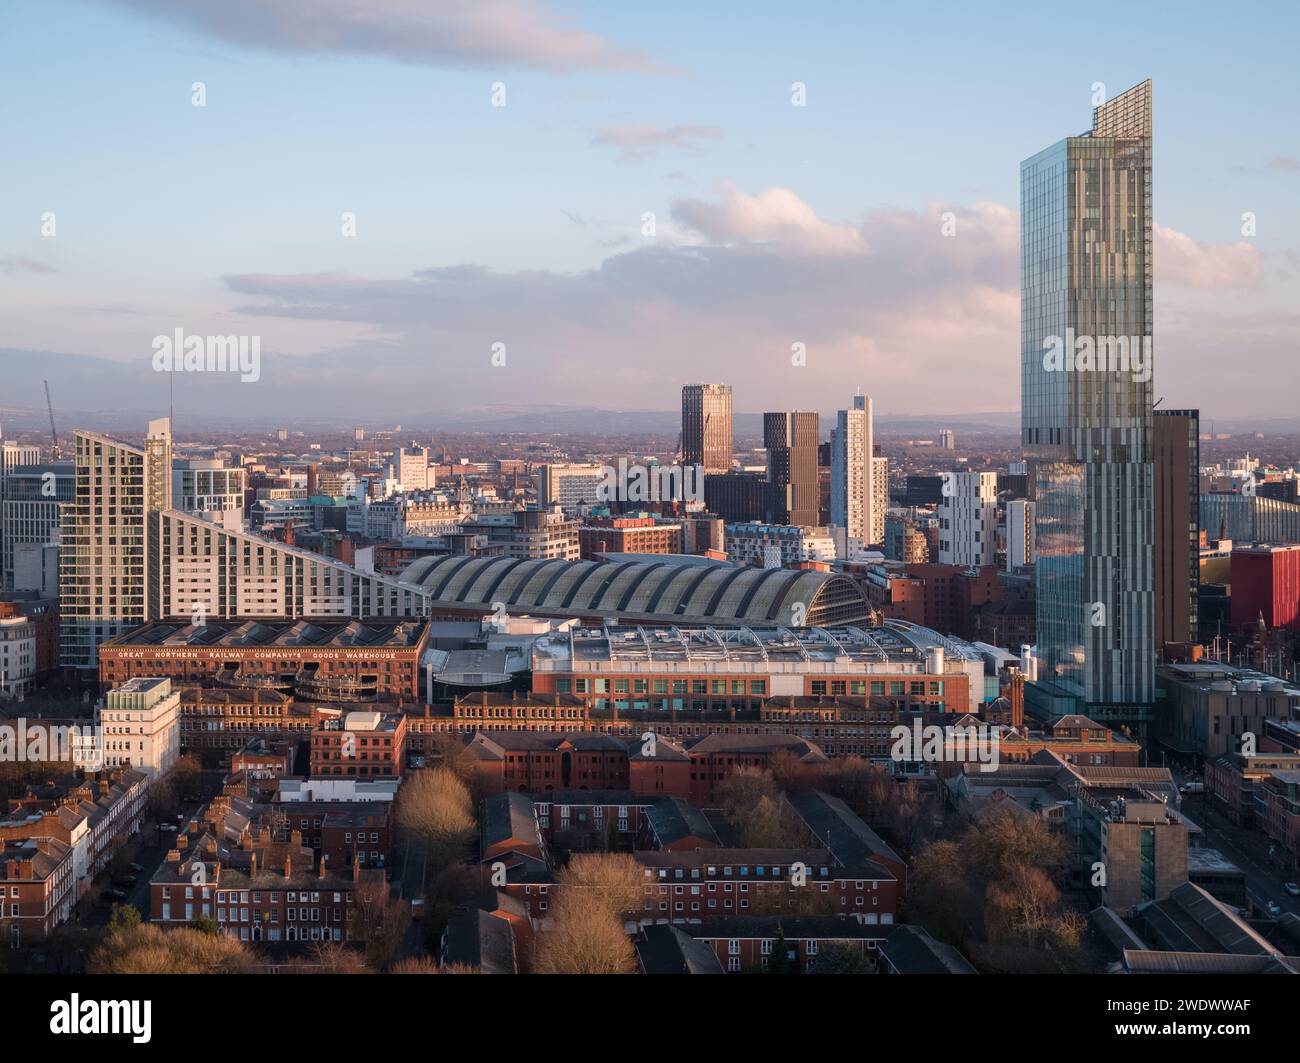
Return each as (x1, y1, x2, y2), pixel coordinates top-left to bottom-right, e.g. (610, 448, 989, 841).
(399, 555, 870, 627)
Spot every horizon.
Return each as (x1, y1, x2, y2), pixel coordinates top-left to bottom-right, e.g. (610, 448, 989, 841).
(3, 1, 1298, 422)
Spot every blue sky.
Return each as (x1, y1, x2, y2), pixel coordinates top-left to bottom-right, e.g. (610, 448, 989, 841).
(2, 0, 1297, 422)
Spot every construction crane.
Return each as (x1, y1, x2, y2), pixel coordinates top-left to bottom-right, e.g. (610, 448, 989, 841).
(42, 380, 60, 461)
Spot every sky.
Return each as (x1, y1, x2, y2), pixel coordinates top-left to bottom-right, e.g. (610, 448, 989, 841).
(2, 0, 1298, 425)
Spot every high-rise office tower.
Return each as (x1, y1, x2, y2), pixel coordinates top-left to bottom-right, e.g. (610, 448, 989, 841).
(830, 394, 875, 547)
(1021, 80, 1154, 719)
(763, 411, 819, 527)
(682, 384, 733, 474)
(938, 471, 998, 566)
(60, 418, 172, 670)
(1154, 409, 1199, 648)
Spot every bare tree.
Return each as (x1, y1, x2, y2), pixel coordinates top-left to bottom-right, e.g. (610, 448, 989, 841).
(555, 852, 645, 916)
(394, 768, 477, 869)
(347, 879, 412, 969)
(534, 891, 635, 975)
(88, 923, 257, 974)
(390, 956, 478, 974)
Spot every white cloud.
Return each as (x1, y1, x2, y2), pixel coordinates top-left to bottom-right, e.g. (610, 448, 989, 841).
(592, 124, 721, 161)
(95, 0, 669, 73)
(1154, 224, 1263, 289)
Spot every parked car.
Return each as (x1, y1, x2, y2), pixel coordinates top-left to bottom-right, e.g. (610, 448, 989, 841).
(1284, 882, 1300, 897)
(1267, 900, 1283, 917)
(114, 876, 138, 888)
(106, 889, 128, 901)
(1179, 782, 1205, 794)
(128, 862, 145, 873)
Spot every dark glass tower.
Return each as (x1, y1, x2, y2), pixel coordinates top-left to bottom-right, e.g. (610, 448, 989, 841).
(1021, 81, 1154, 721)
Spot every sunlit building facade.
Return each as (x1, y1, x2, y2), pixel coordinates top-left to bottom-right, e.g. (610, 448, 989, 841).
(1021, 81, 1155, 720)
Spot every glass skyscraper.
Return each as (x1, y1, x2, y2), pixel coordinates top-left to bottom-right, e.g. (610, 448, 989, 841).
(1021, 80, 1154, 721)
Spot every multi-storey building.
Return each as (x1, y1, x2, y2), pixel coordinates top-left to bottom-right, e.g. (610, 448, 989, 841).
(100, 619, 426, 702)
(682, 384, 733, 475)
(309, 708, 407, 779)
(149, 829, 381, 944)
(1154, 410, 1200, 647)
(99, 676, 182, 779)
(60, 420, 173, 670)
(830, 395, 875, 549)
(172, 459, 246, 515)
(578, 517, 682, 559)
(0, 613, 36, 697)
(529, 622, 983, 714)
(1072, 786, 1189, 912)
(1230, 544, 1300, 632)
(269, 801, 392, 871)
(536, 463, 605, 512)
(1022, 80, 1155, 722)
(0, 837, 75, 944)
(764, 412, 819, 527)
(154, 509, 425, 620)
(1, 768, 148, 899)
(389, 444, 434, 493)
(871, 455, 888, 547)
(461, 508, 579, 561)
(1, 462, 72, 590)
(408, 692, 902, 760)
(177, 687, 312, 753)
(938, 471, 997, 566)
(724, 522, 836, 568)
(1006, 499, 1035, 571)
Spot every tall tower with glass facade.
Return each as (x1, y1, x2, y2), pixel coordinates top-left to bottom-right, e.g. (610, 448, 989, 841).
(682, 384, 733, 474)
(1021, 80, 1154, 722)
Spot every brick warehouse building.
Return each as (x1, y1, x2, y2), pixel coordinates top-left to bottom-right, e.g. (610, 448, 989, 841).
(406, 692, 903, 760)
(99, 619, 428, 701)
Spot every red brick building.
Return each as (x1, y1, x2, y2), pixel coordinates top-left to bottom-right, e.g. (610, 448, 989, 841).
(0, 837, 74, 944)
(99, 619, 427, 701)
(310, 709, 407, 779)
(635, 848, 898, 925)
(269, 802, 392, 870)
(149, 829, 383, 944)
(686, 916, 889, 972)
(579, 517, 682, 560)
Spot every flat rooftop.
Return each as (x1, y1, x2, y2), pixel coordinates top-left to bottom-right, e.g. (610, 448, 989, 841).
(531, 620, 982, 670)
